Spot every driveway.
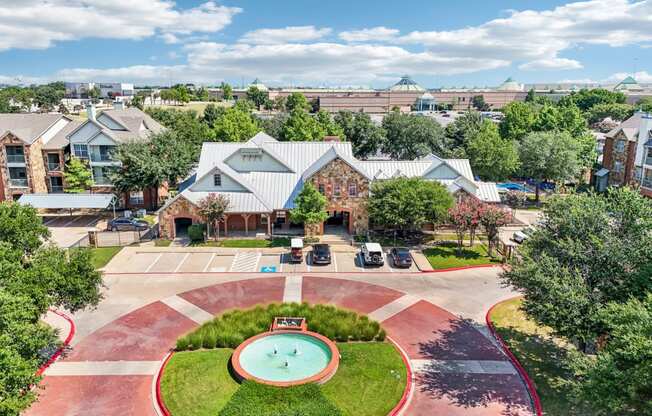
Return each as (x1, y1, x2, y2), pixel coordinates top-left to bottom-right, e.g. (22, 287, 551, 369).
(43, 215, 104, 247)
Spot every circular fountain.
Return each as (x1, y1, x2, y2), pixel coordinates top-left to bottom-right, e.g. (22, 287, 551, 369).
(231, 331, 339, 387)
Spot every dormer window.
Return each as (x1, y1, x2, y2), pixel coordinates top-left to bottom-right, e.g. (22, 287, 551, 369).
(213, 173, 222, 186)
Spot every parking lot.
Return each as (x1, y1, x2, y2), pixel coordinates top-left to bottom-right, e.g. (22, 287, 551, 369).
(104, 247, 422, 274)
(42, 215, 105, 247)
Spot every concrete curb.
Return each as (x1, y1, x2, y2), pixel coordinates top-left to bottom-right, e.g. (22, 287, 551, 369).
(387, 336, 414, 416)
(37, 309, 75, 377)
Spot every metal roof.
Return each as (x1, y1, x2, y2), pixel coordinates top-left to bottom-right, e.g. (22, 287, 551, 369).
(18, 193, 116, 209)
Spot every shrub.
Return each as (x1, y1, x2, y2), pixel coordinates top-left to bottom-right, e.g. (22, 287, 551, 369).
(503, 190, 527, 208)
(187, 224, 205, 242)
(175, 303, 385, 351)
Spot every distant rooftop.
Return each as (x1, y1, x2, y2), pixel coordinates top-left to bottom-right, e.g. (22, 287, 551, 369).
(390, 75, 425, 92)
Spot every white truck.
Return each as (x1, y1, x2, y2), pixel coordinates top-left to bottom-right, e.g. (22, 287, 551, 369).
(360, 242, 384, 266)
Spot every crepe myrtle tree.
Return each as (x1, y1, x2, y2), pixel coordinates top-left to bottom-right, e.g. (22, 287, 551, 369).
(477, 203, 510, 257)
(290, 183, 328, 236)
(197, 193, 230, 240)
(447, 198, 482, 253)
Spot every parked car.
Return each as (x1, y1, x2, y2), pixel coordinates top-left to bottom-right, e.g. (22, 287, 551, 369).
(512, 230, 528, 244)
(361, 242, 384, 266)
(389, 247, 413, 268)
(290, 238, 303, 263)
(311, 244, 331, 265)
(107, 217, 149, 232)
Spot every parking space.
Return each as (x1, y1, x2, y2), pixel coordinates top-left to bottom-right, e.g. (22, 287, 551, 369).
(127, 253, 165, 273)
(176, 252, 215, 273)
(43, 215, 104, 247)
(146, 253, 188, 273)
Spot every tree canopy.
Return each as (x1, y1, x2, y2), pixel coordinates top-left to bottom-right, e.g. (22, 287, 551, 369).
(334, 111, 385, 159)
(290, 183, 328, 225)
(212, 104, 260, 142)
(63, 158, 94, 193)
(381, 112, 449, 159)
(466, 120, 520, 181)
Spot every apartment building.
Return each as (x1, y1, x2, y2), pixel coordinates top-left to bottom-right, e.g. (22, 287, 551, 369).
(601, 111, 652, 198)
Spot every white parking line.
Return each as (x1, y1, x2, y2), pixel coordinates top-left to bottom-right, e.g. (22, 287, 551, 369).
(174, 253, 190, 273)
(83, 215, 100, 227)
(279, 253, 285, 273)
(62, 216, 83, 227)
(254, 252, 262, 272)
(332, 251, 338, 272)
(144, 253, 163, 273)
(44, 217, 58, 226)
(202, 253, 216, 272)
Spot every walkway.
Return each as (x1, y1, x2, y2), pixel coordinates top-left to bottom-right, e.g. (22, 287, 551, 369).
(26, 270, 531, 415)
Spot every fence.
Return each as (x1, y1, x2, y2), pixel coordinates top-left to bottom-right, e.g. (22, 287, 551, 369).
(72, 224, 158, 248)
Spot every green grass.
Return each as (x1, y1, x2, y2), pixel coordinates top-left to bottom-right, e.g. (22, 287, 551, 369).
(147, 101, 231, 115)
(161, 342, 405, 416)
(161, 350, 240, 416)
(155, 239, 172, 247)
(322, 343, 406, 416)
(490, 298, 590, 416)
(89, 247, 121, 269)
(176, 303, 385, 351)
(423, 242, 500, 269)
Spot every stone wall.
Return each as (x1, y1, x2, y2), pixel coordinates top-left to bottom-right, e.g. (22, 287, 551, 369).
(158, 195, 202, 239)
(27, 138, 48, 193)
(0, 133, 48, 199)
(308, 158, 370, 235)
(605, 132, 636, 186)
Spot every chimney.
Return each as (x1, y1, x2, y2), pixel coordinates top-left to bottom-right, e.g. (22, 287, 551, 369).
(86, 103, 96, 121)
(323, 135, 340, 142)
(113, 100, 124, 110)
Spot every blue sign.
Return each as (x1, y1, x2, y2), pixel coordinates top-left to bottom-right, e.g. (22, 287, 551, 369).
(260, 266, 277, 273)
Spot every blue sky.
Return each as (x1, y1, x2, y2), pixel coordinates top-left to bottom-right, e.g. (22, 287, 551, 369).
(0, 0, 651, 88)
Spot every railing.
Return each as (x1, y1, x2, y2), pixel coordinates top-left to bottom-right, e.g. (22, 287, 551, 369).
(9, 178, 28, 187)
(642, 179, 652, 189)
(50, 186, 64, 193)
(91, 153, 114, 162)
(7, 154, 25, 163)
(645, 157, 652, 166)
(93, 176, 113, 186)
(47, 162, 62, 171)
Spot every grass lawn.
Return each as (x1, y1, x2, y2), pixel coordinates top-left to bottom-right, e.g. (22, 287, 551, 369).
(147, 101, 231, 116)
(89, 247, 122, 269)
(161, 342, 405, 416)
(490, 298, 590, 416)
(423, 242, 501, 269)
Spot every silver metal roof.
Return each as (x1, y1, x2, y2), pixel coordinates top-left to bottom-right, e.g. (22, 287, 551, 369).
(18, 193, 116, 209)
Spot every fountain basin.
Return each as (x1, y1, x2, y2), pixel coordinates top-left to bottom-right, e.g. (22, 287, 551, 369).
(231, 330, 339, 387)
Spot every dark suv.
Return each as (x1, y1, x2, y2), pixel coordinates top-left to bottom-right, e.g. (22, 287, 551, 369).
(390, 247, 413, 268)
(311, 244, 332, 265)
(107, 217, 149, 231)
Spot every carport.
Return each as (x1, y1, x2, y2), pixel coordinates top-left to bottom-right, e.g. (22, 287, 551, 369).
(18, 193, 117, 217)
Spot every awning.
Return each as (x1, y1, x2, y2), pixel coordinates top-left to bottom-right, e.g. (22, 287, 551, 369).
(18, 193, 116, 209)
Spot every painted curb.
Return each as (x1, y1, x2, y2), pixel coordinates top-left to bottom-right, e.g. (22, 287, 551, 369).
(486, 298, 543, 416)
(387, 336, 413, 416)
(36, 309, 75, 377)
(154, 351, 174, 416)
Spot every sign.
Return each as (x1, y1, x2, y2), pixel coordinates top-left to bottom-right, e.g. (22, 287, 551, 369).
(260, 266, 276, 273)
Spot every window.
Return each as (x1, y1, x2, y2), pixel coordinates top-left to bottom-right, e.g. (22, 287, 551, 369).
(5, 146, 25, 163)
(73, 144, 89, 159)
(614, 161, 624, 173)
(92, 166, 113, 185)
(333, 182, 341, 197)
(8, 167, 27, 187)
(49, 176, 63, 193)
(318, 183, 325, 194)
(213, 173, 222, 186)
(275, 211, 286, 224)
(348, 182, 357, 197)
(616, 140, 625, 152)
(129, 191, 144, 205)
(47, 153, 61, 171)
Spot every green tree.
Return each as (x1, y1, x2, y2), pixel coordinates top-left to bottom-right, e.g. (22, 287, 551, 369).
(63, 158, 93, 193)
(382, 112, 449, 159)
(290, 183, 328, 233)
(368, 177, 453, 232)
(466, 120, 520, 181)
(213, 105, 259, 142)
(258, 113, 288, 139)
(443, 111, 484, 150)
(272, 95, 287, 111)
(636, 97, 652, 112)
(500, 102, 536, 141)
(0, 201, 49, 256)
(572, 295, 652, 415)
(502, 188, 652, 351)
(585, 103, 635, 124)
(525, 88, 536, 102)
(315, 110, 344, 137)
(33, 85, 63, 112)
(220, 82, 233, 101)
(130, 94, 144, 110)
(518, 131, 581, 201)
(246, 87, 268, 110)
(335, 111, 386, 159)
(565, 88, 627, 111)
(281, 107, 325, 141)
(197, 193, 230, 240)
(472, 95, 490, 111)
(202, 103, 225, 128)
(87, 85, 101, 103)
(285, 92, 310, 112)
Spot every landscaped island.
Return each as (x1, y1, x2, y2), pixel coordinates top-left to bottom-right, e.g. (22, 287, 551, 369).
(161, 303, 406, 416)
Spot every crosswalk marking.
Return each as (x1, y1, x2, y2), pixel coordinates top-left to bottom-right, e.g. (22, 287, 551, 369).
(230, 251, 261, 272)
(410, 359, 516, 375)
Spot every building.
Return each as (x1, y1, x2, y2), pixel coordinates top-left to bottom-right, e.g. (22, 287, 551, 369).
(0, 103, 166, 209)
(64, 82, 135, 99)
(157, 132, 500, 239)
(600, 111, 652, 197)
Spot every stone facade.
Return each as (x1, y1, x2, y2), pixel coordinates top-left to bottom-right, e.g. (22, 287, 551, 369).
(159, 195, 202, 239)
(308, 158, 370, 235)
(603, 133, 637, 187)
(0, 133, 48, 200)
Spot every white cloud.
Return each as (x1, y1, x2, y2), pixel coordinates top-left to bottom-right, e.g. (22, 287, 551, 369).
(160, 33, 180, 45)
(0, 0, 242, 51)
(239, 26, 332, 45)
(519, 57, 583, 71)
(605, 71, 652, 83)
(339, 26, 400, 42)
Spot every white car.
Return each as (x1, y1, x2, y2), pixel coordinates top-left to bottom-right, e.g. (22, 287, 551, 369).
(361, 242, 384, 266)
(512, 231, 528, 244)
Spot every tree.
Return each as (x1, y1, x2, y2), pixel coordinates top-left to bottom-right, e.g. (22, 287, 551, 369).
(443, 111, 484, 151)
(502, 188, 652, 352)
(33, 85, 63, 112)
(525, 89, 536, 102)
(466, 120, 520, 181)
(585, 103, 635, 124)
(518, 131, 581, 201)
(565, 88, 626, 112)
(281, 107, 325, 141)
(315, 110, 344, 137)
(368, 177, 453, 233)
(0, 201, 49, 256)
(382, 112, 449, 159)
(130, 94, 144, 110)
(571, 295, 652, 415)
(472, 95, 490, 111)
(246, 87, 268, 110)
(477, 203, 510, 256)
(197, 194, 230, 240)
(87, 85, 101, 103)
(63, 158, 93, 193)
(202, 103, 225, 128)
(335, 111, 386, 159)
(290, 183, 328, 235)
(500, 102, 536, 141)
(220, 82, 233, 101)
(448, 199, 479, 252)
(636, 97, 652, 112)
(285, 92, 310, 112)
(258, 113, 288, 139)
(272, 95, 287, 111)
(212, 105, 259, 142)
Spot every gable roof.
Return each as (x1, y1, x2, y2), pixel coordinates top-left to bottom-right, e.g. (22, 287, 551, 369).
(0, 114, 68, 144)
(68, 107, 164, 144)
(302, 146, 373, 181)
(43, 119, 84, 150)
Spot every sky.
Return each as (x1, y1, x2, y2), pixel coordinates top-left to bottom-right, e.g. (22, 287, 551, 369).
(0, 0, 651, 88)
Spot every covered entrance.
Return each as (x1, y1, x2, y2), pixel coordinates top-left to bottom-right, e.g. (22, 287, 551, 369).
(324, 209, 351, 234)
(174, 217, 193, 237)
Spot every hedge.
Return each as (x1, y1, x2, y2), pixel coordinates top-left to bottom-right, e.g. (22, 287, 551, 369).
(176, 303, 385, 351)
(187, 224, 205, 242)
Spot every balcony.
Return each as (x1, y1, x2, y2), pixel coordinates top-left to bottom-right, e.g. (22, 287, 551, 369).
(93, 176, 113, 186)
(9, 178, 28, 187)
(642, 179, 652, 189)
(7, 154, 25, 164)
(47, 162, 62, 171)
(90, 153, 114, 162)
(646, 157, 652, 166)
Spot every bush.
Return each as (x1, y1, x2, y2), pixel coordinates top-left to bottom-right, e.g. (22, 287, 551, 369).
(187, 224, 205, 242)
(175, 303, 385, 351)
